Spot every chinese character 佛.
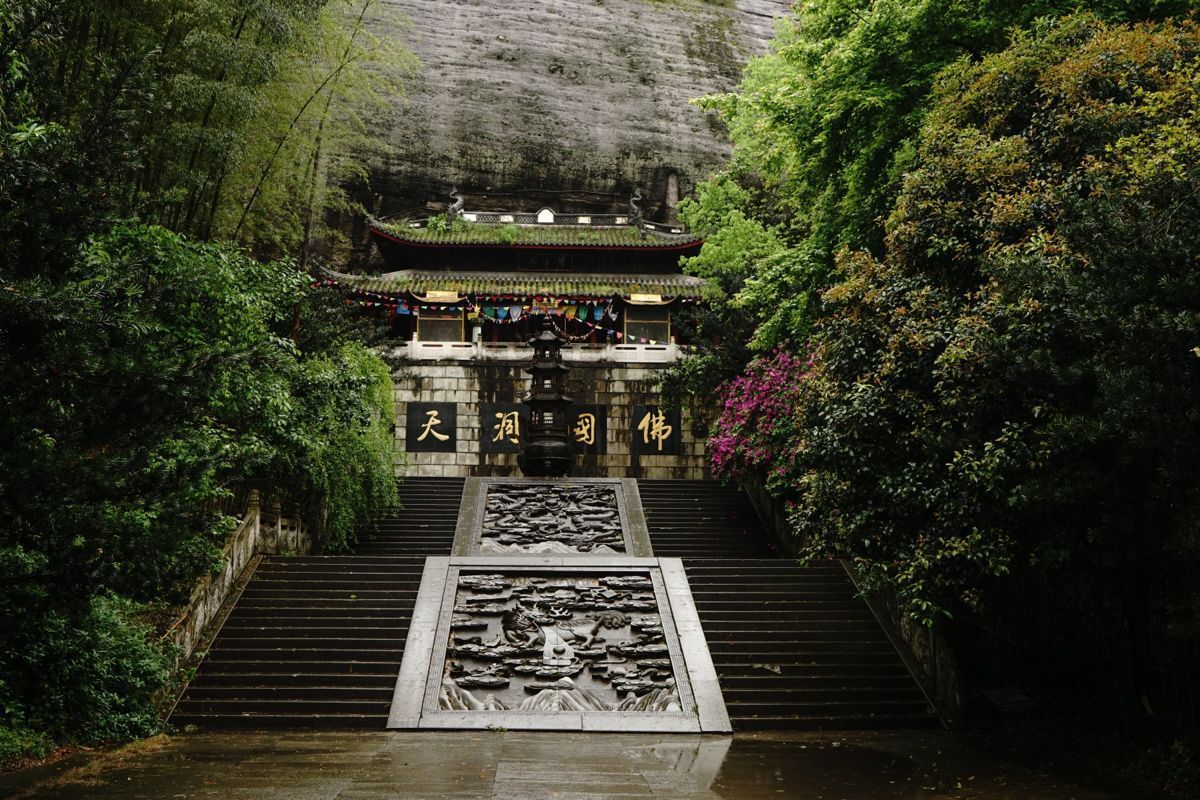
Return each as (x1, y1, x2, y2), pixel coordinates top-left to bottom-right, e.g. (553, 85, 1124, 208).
(491, 410, 521, 445)
(637, 408, 673, 451)
(417, 409, 450, 442)
(574, 412, 596, 446)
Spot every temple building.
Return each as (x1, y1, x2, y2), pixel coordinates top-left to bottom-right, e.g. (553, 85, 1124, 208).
(322, 197, 714, 478)
(326, 205, 704, 348)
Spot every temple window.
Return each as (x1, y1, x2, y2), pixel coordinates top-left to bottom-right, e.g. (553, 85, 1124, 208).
(417, 309, 464, 341)
(624, 304, 670, 343)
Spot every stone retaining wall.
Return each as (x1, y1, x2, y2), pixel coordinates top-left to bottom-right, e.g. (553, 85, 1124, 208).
(394, 360, 711, 479)
(165, 494, 315, 664)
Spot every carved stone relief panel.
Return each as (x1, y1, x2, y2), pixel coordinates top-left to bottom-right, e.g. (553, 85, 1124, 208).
(438, 571, 682, 713)
(480, 483, 625, 554)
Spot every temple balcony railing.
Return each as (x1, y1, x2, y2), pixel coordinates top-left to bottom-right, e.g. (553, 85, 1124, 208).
(391, 340, 684, 364)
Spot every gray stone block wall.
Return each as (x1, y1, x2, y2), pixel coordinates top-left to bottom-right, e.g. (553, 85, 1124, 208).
(393, 361, 713, 479)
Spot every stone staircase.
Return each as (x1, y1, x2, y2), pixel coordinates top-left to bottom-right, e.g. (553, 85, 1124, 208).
(637, 479, 777, 559)
(170, 477, 463, 730)
(172, 476, 935, 731)
(640, 479, 938, 731)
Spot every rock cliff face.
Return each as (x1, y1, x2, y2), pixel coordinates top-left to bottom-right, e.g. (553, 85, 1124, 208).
(355, 0, 789, 232)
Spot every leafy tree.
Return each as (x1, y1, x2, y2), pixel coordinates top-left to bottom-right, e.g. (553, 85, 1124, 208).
(0, 0, 410, 759)
(0, 223, 398, 753)
(668, 0, 1198, 397)
(781, 13, 1200, 700)
(0, 0, 411, 255)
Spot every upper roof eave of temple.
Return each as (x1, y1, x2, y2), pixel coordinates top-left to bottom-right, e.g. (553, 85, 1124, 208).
(320, 267, 707, 301)
(368, 209, 703, 251)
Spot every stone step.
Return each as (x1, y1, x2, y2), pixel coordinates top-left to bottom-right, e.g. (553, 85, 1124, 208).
(201, 646, 404, 661)
(249, 569, 425, 581)
(733, 714, 940, 732)
(726, 699, 932, 718)
(246, 578, 423, 591)
(686, 563, 845, 571)
(181, 686, 394, 702)
(351, 548, 451, 555)
(692, 595, 865, 607)
(719, 673, 917, 689)
(705, 628, 897, 642)
(190, 672, 397, 689)
(711, 652, 907, 667)
(696, 604, 874, 615)
(170, 712, 387, 730)
(259, 556, 429, 566)
(175, 698, 390, 715)
(194, 660, 400, 674)
(688, 582, 857, 592)
(238, 588, 419, 599)
(220, 618, 412, 633)
(230, 603, 414, 614)
(721, 686, 927, 702)
(707, 640, 897, 655)
(216, 627, 410, 640)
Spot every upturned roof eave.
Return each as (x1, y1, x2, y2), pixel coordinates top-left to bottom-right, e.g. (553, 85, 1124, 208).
(367, 220, 703, 252)
(319, 267, 707, 300)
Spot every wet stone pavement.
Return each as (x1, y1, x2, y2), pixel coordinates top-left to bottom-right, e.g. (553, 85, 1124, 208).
(0, 730, 1157, 800)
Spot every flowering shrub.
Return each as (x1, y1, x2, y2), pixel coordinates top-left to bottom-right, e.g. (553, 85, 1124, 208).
(709, 347, 813, 490)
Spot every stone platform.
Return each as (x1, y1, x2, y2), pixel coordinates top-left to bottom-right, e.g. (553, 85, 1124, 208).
(390, 478, 729, 732)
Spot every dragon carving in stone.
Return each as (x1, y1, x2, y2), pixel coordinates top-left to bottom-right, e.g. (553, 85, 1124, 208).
(448, 187, 465, 218)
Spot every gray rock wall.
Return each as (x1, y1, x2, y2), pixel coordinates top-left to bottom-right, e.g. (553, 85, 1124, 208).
(347, 0, 789, 248)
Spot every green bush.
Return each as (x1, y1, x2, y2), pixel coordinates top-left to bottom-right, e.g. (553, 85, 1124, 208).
(0, 224, 397, 759)
(1, 595, 170, 750)
(0, 0, 406, 761)
(0, 726, 52, 764)
(291, 343, 399, 552)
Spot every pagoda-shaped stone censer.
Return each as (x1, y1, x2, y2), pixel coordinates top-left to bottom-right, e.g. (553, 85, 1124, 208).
(518, 318, 574, 477)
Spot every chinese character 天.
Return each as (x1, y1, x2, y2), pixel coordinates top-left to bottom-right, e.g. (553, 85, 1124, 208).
(417, 409, 450, 442)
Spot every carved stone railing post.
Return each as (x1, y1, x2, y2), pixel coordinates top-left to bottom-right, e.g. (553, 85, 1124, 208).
(247, 489, 261, 545)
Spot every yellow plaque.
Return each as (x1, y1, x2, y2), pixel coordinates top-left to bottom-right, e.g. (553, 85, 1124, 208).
(629, 293, 663, 304)
(423, 290, 462, 302)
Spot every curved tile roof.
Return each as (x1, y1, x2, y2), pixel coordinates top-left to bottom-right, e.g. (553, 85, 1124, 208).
(369, 219, 702, 250)
(324, 269, 707, 300)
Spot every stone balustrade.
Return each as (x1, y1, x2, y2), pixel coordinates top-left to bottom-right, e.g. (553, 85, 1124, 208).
(395, 340, 682, 364)
(164, 491, 314, 665)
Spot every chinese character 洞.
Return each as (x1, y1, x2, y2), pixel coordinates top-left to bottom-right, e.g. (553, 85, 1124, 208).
(637, 408, 673, 451)
(574, 412, 596, 446)
(492, 411, 521, 444)
(417, 409, 450, 442)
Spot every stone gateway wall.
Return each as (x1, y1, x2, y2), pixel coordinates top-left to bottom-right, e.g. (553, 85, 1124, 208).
(393, 361, 711, 478)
